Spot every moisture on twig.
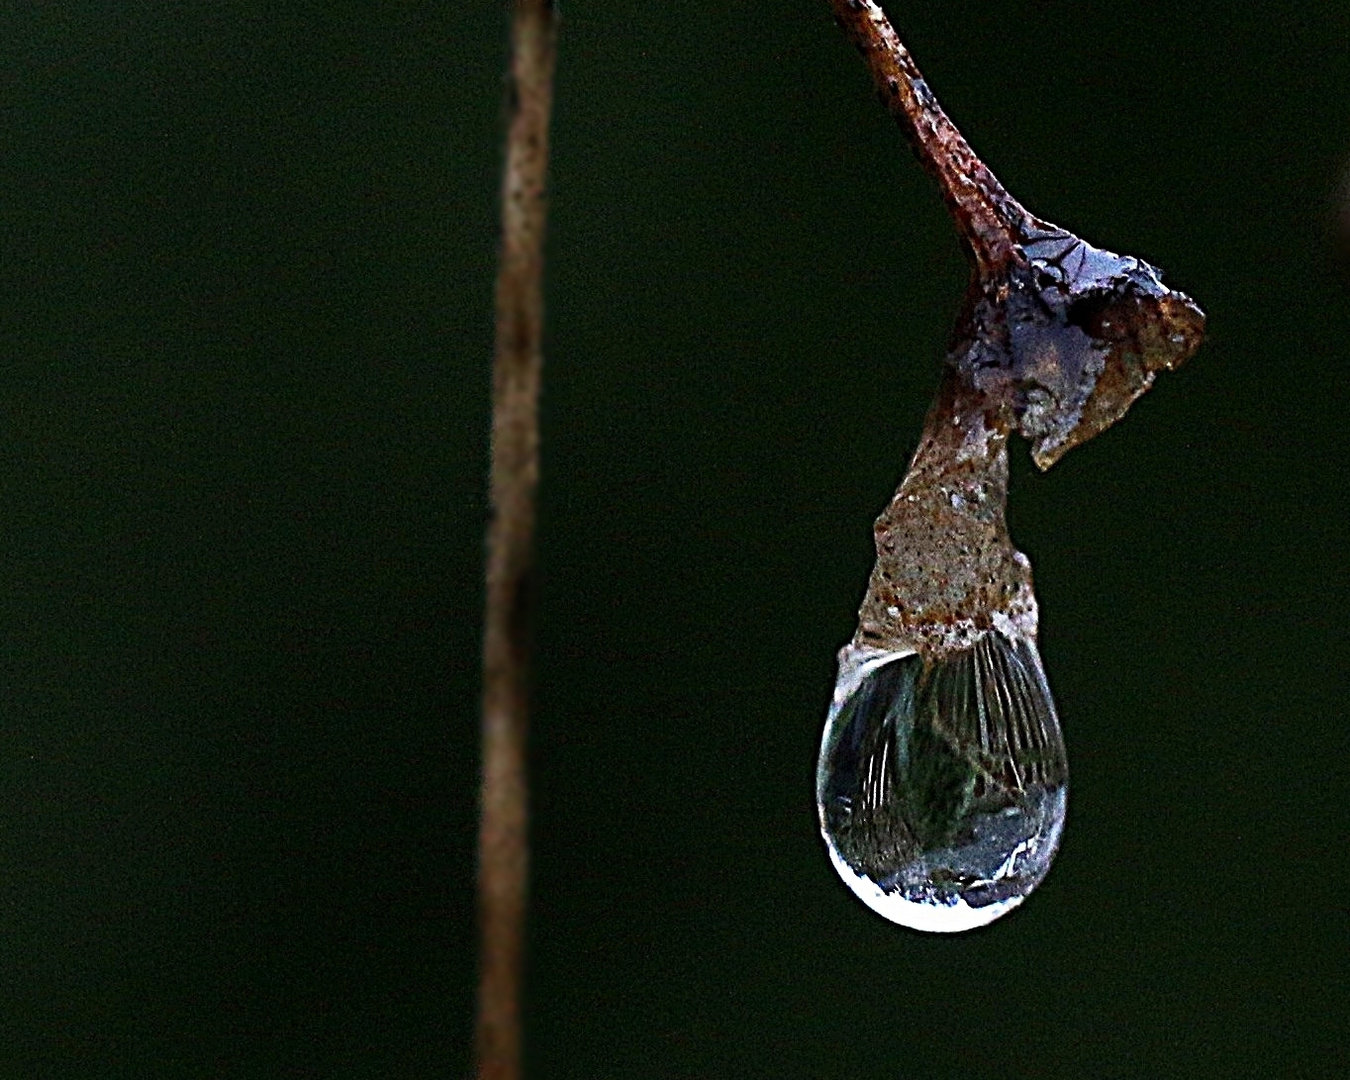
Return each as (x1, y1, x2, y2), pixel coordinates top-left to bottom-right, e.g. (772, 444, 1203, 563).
(816, 1, 1206, 933)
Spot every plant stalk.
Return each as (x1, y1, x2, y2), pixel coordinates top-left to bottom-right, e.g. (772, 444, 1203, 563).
(477, 3, 556, 1078)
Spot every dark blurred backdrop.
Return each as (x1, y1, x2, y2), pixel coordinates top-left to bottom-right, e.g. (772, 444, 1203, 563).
(1, 1, 1347, 1076)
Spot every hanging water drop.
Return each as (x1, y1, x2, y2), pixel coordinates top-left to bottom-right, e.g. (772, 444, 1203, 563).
(817, 636, 1067, 933)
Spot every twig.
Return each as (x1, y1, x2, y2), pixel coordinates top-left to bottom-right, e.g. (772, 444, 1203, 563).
(817, 1, 1205, 935)
(477, 2, 557, 1078)
(824, 0, 1032, 272)
(824, 0, 1203, 468)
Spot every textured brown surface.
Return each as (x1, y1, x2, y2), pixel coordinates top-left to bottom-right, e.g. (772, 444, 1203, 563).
(857, 373, 1034, 657)
(830, 0, 1205, 658)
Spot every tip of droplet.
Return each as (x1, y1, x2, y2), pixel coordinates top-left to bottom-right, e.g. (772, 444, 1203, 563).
(823, 841, 1026, 932)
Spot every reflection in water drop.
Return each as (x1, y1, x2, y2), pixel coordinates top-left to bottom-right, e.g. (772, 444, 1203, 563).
(817, 634, 1067, 932)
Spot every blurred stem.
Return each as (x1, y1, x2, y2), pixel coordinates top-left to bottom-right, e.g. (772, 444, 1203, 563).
(478, 2, 556, 1079)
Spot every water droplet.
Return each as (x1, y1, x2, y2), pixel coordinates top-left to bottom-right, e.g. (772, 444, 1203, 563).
(817, 633, 1067, 932)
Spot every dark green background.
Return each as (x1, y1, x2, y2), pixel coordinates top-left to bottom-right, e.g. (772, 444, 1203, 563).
(3, 1, 1347, 1075)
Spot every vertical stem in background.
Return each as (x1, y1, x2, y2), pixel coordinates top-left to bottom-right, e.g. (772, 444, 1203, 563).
(478, 2, 556, 1079)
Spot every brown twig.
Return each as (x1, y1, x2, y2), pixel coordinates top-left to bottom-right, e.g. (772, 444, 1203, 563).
(825, 0, 1034, 273)
(477, 2, 556, 1078)
(824, 0, 1203, 469)
(817, 1, 1205, 935)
